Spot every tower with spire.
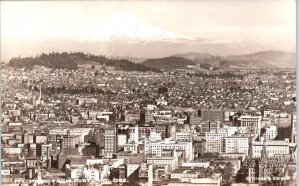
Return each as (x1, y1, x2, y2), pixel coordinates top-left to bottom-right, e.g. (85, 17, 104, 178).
(259, 132, 268, 180)
(260, 133, 268, 162)
(248, 130, 253, 158)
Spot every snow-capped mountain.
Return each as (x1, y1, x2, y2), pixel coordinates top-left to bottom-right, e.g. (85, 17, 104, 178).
(1, 12, 277, 61)
(73, 12, 195, 42)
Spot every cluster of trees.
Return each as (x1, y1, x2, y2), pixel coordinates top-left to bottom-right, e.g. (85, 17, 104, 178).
(8, 52, 161, 72)
(73, 52, 161, 72)
(158, 86, 168, 94)
(9, 52, 78, 70)
(142, 56, 195, 69)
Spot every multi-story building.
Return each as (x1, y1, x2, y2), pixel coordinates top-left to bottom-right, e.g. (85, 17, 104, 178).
(205, 131, 226, 154)
(117, 134, 127, 147)
(193, 139, 206, 155)
(36, 143, 53, 159)
(124, 142, 138, 153)
(139, 163, 153, 185)
(198, 121, 218, 133)
(22, 133, 34, 144)
(252, 138, 289, 158)
(61, 135, 80, 149)
(128, 125, 139, 143)
(81, 144, 100, 157)
(140, 111, 154, 124)
(261, 109, 272, 118)
(225, 135, 249, 154)
(189, 116, 202, 125)
(239, 115, 262, 136)
(146, 157, 178, 171)
(104, 127, 117, 158)
(277, 127, 292, 141)
(49, 128, 91, 143)
(83, 167, 101, 182)
(265, 126, 277, 141)
(200, 110, 224, 121)
(33, 134, 48, 143)
(144, 139, 194, 161)
(175, 132, 192, 142)
(138, 125, 155, 139)
(272, 113, 292, 127)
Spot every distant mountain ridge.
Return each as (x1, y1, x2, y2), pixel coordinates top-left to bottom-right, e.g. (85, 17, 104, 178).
(226, 50, 296, 68)
(6, 50, 295, 72)
(170, 50, 295, 69)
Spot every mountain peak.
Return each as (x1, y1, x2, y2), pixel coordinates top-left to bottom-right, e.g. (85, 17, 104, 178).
(74, 12, 195, 42)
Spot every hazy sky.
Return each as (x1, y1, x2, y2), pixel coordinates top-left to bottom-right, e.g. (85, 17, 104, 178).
(0, 0, 296, 59)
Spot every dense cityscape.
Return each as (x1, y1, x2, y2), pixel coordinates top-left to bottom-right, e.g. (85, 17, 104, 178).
(1, 0, 296, 185)
(1, 62, 297, 186)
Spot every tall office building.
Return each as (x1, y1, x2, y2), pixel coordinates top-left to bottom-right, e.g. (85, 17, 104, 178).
(200, 110, 224, 121)
(205, 131, 226, 154)
(239, 115, 262, 136)
(225, 135, 249, 154)
(140, 110, 154, 124)
(104, 127, 117, 158)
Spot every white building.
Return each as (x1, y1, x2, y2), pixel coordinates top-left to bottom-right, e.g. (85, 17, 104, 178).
(124, 142, 138, 153)
(181, 160, 210, 168)
(83, 167, 101, 182)
(261, 110, 272, 118)
(49, 128, 91, 143)
(149, 131, 162, 141)
(239, 115, 262, 136)
(66, 166, 84, 179)
(252, 138, 289, 158)
(265, 126, 277, 141)
(118, 134, 127, 146)
(225, 135, 249, 154)
(205, 131, 226, 154)
(146, 157, 178, 171)
(170, 171, 222, 186)
(128, 125, 139, 143)
(176, 132, 192, 142)
(145, 139, 194, 161)
(226, 127, 247, 137)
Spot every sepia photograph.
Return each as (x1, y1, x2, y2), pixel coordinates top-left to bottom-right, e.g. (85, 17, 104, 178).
(0, 0, 297, 186)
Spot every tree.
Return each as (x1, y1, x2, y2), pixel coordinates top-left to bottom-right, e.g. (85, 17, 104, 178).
(158, 86, 168, 94)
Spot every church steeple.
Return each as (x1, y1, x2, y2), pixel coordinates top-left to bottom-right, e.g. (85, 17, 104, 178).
(260, 133, 268, 162)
